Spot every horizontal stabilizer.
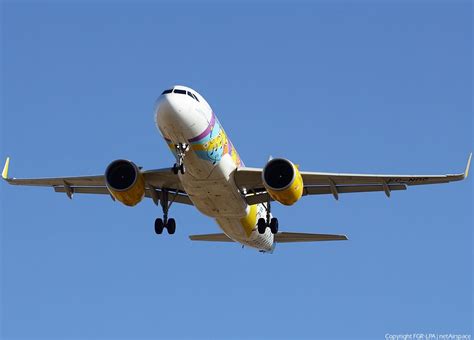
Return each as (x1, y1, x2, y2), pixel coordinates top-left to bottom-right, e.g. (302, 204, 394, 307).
(189, 232, 348, 243)
(189, 233, 234, 242)
(274, 232, 347, 243)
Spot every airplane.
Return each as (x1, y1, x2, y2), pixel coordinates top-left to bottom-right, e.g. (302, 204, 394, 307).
(2, 85, 471, 253)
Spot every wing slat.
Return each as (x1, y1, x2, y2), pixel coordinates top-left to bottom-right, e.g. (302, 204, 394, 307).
(235, 154, 470, 205)
(5, 175, 105, 187)
(2, 158, 191, 205)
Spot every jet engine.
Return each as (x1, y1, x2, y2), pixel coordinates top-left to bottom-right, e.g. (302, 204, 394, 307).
(262, 158, 303, 206)
(105, 159, 145, 206)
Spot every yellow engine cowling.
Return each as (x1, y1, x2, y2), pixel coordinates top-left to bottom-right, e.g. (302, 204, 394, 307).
(105, 159, 145, 206)
(262, 158, 303, 206)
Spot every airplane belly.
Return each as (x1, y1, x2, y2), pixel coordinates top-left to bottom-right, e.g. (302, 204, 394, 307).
(180, 155, 247, 217)
(155, 88, 267, 248)
(184, 180, 245, 217)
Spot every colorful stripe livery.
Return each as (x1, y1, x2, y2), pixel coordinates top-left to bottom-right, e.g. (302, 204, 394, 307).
(188, 112, 242, 167)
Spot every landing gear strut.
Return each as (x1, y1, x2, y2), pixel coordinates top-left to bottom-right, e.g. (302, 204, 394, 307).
(172, 143, 188, 175)
(154, 189, 177, 235)
(257, 201, 279, 235)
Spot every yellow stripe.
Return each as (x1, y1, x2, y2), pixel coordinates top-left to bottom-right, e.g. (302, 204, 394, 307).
(190, 144, 209, 152)
(190, 130, 226, 152)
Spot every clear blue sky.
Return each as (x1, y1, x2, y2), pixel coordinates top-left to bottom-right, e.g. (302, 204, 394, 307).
(1, 1, 472, 339)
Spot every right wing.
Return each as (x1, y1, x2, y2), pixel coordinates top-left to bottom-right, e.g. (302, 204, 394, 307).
(235, 153, 471, 205)
(2, 158, 193, 205)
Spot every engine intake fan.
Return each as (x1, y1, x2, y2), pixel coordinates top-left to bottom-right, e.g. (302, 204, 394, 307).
(105, 159, 145, 206)
(262, 158, 303, 205)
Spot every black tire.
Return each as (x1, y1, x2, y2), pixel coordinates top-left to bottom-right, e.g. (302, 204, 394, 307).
(257, 218, 267, 234)
(167, 218, 176, 234)
(172, 164, 179, 175)
(270, 218, 279, 234)
(179, 164, 185, 174)
(154, 218, 164, 234)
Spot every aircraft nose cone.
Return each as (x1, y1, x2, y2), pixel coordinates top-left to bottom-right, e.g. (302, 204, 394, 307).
(155, 94, 193, 138)
(157, 94, 184, 116)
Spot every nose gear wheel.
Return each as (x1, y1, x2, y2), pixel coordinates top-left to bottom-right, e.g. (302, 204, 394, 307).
(172, 143, 188, 174)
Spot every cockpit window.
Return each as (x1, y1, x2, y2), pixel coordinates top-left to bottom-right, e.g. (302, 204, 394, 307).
(165, 88, 200, 102)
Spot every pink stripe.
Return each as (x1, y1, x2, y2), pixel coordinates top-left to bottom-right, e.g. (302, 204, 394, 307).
(188, 112, 216, 143)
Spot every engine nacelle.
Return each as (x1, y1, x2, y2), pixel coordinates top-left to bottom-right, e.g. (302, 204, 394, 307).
(105, 159, 145, 206)
(262, 158, 303, 206)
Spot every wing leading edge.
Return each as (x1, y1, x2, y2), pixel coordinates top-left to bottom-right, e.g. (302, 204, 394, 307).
(235, 153, 471, 204)
(1, 157, 192, 205)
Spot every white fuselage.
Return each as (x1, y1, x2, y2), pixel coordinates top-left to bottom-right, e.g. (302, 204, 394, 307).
(155, 85, 273, 251)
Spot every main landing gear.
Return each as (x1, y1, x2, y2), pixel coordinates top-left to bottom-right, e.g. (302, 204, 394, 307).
(257, 201, 279, 235)
(172, 143, 188, 175)
(154, 189, 177, 235)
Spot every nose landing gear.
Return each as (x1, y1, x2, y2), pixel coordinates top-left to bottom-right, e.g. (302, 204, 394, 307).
(172, 143, 188, 175)
(154, 189, 177, 235)
(257, 201, 279, 234)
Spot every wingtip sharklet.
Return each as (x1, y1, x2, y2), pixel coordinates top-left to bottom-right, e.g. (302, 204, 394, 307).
(464, 153, 472, 179)
(2, 157, 10, 180)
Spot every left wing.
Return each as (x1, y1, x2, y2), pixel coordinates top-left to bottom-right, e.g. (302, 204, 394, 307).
(235, 153, 471, 205)
(2, 157, 193, 205)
